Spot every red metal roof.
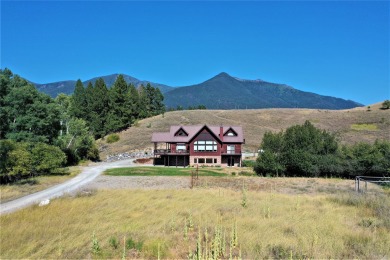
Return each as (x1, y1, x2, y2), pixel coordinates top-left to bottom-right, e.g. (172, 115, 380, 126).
(151, 125, 244, 143)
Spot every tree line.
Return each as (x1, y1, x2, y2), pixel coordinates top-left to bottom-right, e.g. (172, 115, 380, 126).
(254, 121, 390, 178)
(71, 75, 165, 139)
(0, 69, 165, 183)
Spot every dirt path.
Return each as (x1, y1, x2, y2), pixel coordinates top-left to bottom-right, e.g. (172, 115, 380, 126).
(0, 159, 135, 215)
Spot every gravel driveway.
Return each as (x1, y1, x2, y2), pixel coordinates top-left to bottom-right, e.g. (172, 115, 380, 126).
(0, 159, 136, 215)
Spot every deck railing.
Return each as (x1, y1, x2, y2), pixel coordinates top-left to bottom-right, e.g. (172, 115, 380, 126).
(154, 149, 189, 155)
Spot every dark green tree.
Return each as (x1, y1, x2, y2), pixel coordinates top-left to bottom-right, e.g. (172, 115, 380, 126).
(382, 100, 390, 109)
(89, 78, 110, 138)
(254, 121, 341, 177)
(4, 84, 61, 143)
(106, 75, 131, 132)
(70, 79, 87, 119)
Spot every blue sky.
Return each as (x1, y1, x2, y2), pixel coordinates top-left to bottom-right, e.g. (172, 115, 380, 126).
(1, 1, 389, 105)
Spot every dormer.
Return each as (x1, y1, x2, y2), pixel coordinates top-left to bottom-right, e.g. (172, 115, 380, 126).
(224, 127, 237, 137)
(174, 127, 188, 137)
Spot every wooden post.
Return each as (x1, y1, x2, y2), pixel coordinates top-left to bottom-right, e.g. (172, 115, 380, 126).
(176, 156, 178, 168)
(355, 177, 357, 192)
(357, 178, 360, 192)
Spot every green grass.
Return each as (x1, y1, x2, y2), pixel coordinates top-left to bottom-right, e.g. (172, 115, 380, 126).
(351, 123, 378, 131)
(104, 166, 228, 177)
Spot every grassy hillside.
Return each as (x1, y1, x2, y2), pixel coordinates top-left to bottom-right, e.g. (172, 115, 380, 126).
(98, 105, 389, 159)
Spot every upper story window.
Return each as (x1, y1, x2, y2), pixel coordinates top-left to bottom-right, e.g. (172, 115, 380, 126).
(175, 128, 188, 136)
(227, 145, 235, 154)
(225, 129, 237, 137)
(177, 143, 186, 150)
(194, 141, 217, 152)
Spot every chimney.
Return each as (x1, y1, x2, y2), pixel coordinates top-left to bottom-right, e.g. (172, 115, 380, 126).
(220, 125, 223, 141)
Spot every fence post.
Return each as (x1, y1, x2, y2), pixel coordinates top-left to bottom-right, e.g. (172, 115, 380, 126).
(355, 177, 357, 192)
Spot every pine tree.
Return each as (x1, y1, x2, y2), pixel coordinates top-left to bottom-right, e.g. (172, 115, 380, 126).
(70, 79, 87, 119)
(128, 83, 140, 121)
(89, 78, 109, 138)
(106, 75, 130, 132)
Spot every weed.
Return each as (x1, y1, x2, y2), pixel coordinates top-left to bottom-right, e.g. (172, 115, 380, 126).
(126, 237, 143, 251)
(146, 122, 152, 128)
(122, 236, 126, 260)
(109, 236, 119, 249)
(241, 184, 248, 208)
(184, 218, 188, 240)
(91, 231, 101, 255)
(106, 134, 120, 143)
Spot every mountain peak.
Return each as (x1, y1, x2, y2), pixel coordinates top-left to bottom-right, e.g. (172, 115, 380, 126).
(211, 72, 234, 80)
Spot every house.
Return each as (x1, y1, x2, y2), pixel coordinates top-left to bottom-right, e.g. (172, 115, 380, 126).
(151, 125, 244, 167)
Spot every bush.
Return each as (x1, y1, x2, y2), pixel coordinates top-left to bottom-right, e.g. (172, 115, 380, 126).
(253, 121, 390, 178)
(242, 160, 255, 167)
(106, 134, 120, 143)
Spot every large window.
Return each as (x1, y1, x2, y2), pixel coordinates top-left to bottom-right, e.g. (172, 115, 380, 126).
(227, 145, 235, 154)
(194, 141, 217, 152)
(176, 143, 186, 151)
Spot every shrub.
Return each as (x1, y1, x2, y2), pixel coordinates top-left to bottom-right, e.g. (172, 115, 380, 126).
(382, 100, 390, 109)
(106, 134, 120, 144)
(242, 160, 255, 167)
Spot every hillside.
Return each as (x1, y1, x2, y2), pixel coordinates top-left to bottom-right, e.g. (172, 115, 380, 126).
(34, 74, 173, 97)
(164, 72, 362, 110)
(98, 105, 390, 159)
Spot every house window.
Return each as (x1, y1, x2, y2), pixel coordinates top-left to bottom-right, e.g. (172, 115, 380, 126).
(227, 132, 235, 136)
(214, 158, 217, 163)
(227, 145, 235, 154)
(194, 141, 217, 152)
(206, 158, 213, 164)
(198, 158, 205, 163)
(175, 129, 188, 136)
(177, 143, 186, 151)
(194, 158, 198, 163)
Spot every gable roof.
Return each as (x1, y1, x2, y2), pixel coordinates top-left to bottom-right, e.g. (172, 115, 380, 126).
(151, 125, 244, 143)
(174, 127, 189, 136)
(223, 127, 238, 136)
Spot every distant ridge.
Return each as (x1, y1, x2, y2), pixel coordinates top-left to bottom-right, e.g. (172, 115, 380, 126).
(163, 72, 363, 110)
(33, 74, 173, 97)
(32, 72, 363, 110)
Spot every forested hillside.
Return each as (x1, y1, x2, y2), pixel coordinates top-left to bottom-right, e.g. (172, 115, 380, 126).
(0, 69, 165, 183)
(164, 73, 362, 110)
(34, 74, 173, 97)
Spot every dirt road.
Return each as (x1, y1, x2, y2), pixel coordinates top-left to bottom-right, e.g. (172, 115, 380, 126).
(0, 159, 135, 215)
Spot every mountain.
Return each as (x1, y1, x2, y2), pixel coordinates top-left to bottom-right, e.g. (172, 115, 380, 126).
(33, 72, 363, 110)
(34, 74, 174, 97)
(163, 72, 363, 110)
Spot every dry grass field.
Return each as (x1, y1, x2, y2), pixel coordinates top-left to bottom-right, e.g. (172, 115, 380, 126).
(97, 103, 390, 159)
(1, 179, 389, 259)
(0, 166, 82, 203)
